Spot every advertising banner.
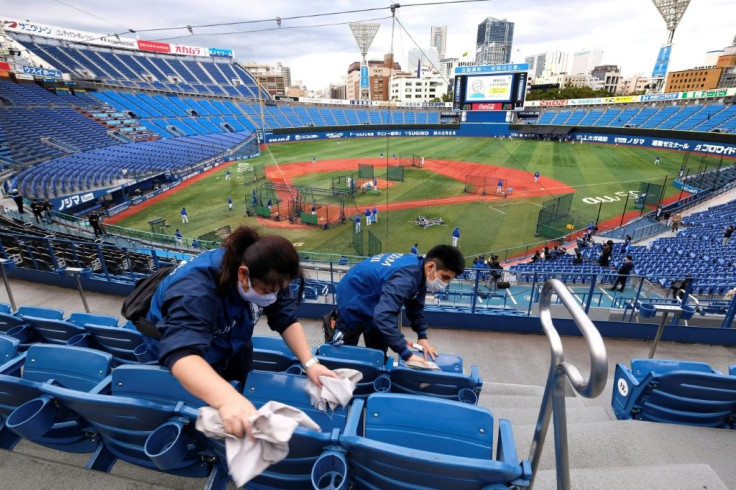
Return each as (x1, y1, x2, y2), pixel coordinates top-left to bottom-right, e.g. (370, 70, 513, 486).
(208, 47, 234, 58)
(0, 61, 10, 71)
(574, 132, 736, 156)
(360, 65, 369, 89)
(681, 89, 729, 99)
(20, 65, 62, 78)
(170, 43, 208, 57)
(538, 99, 568, 107)
(454, 63, 529, 74)
(1, 18, 137, 50)
(138, 40, 171, 53)
(651, 45, 672, 78)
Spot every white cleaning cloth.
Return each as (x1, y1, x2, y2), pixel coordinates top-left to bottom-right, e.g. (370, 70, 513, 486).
(196, 401, 320, 487)
(304, 368, 362, 411)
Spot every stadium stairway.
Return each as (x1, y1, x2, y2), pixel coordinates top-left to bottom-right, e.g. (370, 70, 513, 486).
(0, 279, 734, 489)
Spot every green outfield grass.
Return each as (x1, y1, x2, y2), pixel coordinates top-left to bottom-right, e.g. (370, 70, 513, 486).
(115, 137, 706, 258)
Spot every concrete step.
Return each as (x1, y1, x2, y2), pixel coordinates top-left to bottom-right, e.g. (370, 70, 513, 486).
(0, 447, 178, 489)
(533, 463, 728, 490)
(478, 392, 585, 409)
(482, 381, 546, 397)
(491, 405, 612, 428)
(12, 440, 211, 489)
(512, 420, 736, 488)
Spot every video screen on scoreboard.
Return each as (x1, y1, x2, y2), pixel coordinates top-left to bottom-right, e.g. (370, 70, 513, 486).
(453, 69, 527, 111)
(463, 74, 513, 103)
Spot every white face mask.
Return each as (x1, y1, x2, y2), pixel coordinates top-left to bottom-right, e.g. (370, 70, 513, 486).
(425, 266, 449, 292)
(238, 278, 278, 307)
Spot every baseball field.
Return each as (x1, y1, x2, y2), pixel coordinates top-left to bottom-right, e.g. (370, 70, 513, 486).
(108, 136, 711, 258)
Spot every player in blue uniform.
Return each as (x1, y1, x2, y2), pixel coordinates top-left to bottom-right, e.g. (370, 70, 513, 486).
(335, 245, 465, 365)
(143, 227, 335, 438)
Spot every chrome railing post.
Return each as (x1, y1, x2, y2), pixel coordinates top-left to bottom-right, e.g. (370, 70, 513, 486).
(528, 279, 608, 489)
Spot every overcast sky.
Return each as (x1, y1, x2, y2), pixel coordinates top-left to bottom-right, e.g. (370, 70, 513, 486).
(5, 0, 735, 89)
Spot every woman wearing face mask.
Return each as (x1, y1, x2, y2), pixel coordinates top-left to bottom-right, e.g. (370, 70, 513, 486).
(334, 245, 465, 366)
(142, 226, 336, 438)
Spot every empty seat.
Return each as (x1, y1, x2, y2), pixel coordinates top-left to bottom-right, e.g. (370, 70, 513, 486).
(339, 394, 531, 489)
(390, 356, 483, 404)
(36, 364, 211, 477)
(0, 344, 112, 452)
(251, 336, 300, 372)
(612, 359, 736, 429)
(314, 343, 391, 396)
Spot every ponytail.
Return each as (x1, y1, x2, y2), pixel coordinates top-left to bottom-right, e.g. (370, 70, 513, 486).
(218, 226, 304, 298)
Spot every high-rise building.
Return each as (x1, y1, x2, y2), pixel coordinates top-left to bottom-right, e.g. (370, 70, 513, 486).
(346, 55, 401, 101)
(571, 49, 603, 75)
(407, 47, 440, 73)
(475, 17, 514, 65)
(430, 26, 447, 59)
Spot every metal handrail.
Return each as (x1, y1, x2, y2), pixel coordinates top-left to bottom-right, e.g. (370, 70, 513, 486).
(528, 279, 608, 489)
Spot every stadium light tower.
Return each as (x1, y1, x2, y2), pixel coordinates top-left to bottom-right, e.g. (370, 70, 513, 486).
(650, 0, 692, 92)
(349, 22, 380, 100)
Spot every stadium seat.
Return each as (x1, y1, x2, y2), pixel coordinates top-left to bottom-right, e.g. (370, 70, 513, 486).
(390, 358, 483, 404)
(0, 333, 20, 365)
(35, 364, 211, 477)
(205, 370, 349, 490)
(314, 343, 392, 396)
(0, 344, 112, 452)
(68, 322, 150, 365)
(339, 394, 531, 489)
(251, 336, 300, 372)
(612, 359, 736, 429)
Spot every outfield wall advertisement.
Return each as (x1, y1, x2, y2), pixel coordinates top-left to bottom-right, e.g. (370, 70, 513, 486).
(263, 123, 514, 143)
(568, 132, 736, 156)
(526, 87, 736, 107)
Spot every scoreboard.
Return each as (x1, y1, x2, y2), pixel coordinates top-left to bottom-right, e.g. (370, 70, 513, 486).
(453, 63, 528, 111)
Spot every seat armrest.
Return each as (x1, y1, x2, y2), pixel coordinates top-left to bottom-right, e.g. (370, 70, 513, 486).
(343, 398, 364, 437)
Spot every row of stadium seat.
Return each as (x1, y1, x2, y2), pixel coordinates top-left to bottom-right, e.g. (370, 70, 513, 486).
(15, 39, 266, 99)
(528, 104, 736, 133)
(612, 358, 736, 429)
(0, 338, 526, 489)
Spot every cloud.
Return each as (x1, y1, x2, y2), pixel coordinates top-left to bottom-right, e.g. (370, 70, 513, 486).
(5, 0, 735, 89)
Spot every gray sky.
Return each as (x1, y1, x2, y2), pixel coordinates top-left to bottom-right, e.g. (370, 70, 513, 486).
(5, 0, 735, 89)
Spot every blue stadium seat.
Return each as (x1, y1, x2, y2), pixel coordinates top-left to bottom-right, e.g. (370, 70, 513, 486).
(251, 336, 300, 372)
(0, 344, 112, 452)
(612, 359, 736, 429)
(314, 343, 392, 396)
(390, 358, 483, 404)
(205, 370, 349, 490)
(339, 394, 531, 489)
(0, 333, 20, 365)
(37, 364, 210, 477)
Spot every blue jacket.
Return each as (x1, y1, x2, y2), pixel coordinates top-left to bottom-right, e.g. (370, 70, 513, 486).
(452, 228, 460, 238)
(336, 253, 428, 360)
(143, 248, 297, 371)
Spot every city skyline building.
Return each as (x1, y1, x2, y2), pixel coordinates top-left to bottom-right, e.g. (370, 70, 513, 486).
(571, 49, 604, 74)
(475, 17, 514, 64)
(430, 26, 447, 59)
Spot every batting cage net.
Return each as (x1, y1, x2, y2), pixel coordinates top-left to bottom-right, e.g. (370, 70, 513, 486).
(331, 175, 356, 196)
(536, 193, 574, 238)
(464, 176, 508, 195)
(358, 164, 374, 179)
(386, 165, 405, 182)
(635, 182, 664, 208)
(237, 162, 267, 184)
(247, 182, 347, 227)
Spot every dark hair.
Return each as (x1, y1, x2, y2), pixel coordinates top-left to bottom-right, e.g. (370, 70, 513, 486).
(425, 244, 465, 275)
(625, 255, 633, 261)
(218, 226, 304, 298)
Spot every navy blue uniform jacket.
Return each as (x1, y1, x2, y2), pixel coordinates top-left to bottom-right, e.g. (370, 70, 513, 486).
(336, 253, 428, 360)
(143, 248, 297, 371)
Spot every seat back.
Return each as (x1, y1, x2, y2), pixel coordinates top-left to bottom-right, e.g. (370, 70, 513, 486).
(16, 306, 64, 320)
(112, 365, 204, 406)
(23, 344, 112, 391)
(0, 303, 11, 314)
(389, 364, 482, 403)
(340, 394, 525, 490)
(245, 370, 347, 430)
(0, 312, 27, 333)
(363, 393, 492, 457)
(82, 324, 145, 363)
(0, 333, 19, 364)
(21, 316, 86, 344)
(67, 312, 119, 328)
(315, 344, 388, 396)
(251, 336, 299, 372)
